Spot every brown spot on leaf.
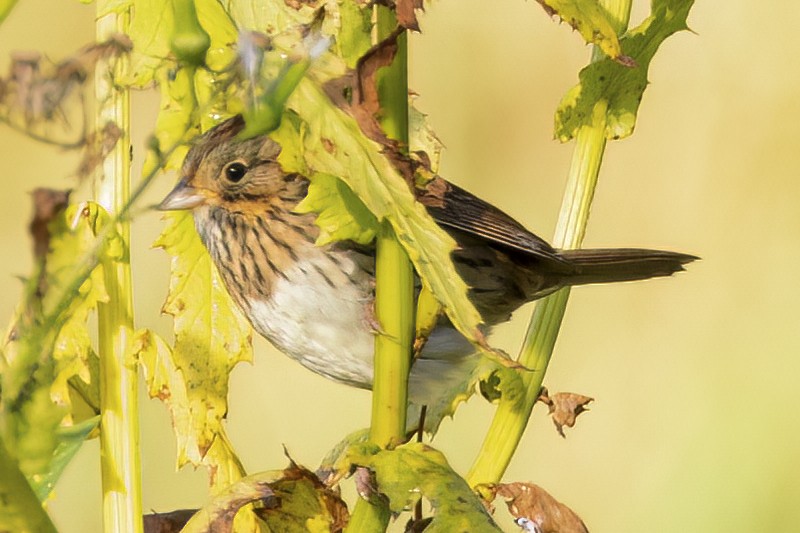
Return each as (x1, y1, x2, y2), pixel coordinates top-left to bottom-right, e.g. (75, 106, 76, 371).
(321, 137, 336, 154)
(615, 54, 637, 68)
(537, 387, 593, 438)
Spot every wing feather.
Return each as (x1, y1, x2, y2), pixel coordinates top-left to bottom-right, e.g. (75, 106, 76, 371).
(418, 178, 569, 264)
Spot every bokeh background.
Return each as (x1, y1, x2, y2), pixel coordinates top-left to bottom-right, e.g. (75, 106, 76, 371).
(2, 1, 799, 531)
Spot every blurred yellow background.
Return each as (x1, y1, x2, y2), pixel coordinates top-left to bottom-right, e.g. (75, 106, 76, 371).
(2, 1, 799, 531)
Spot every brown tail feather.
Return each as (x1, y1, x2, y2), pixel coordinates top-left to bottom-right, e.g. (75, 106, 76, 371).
(558, 248, 698, 286)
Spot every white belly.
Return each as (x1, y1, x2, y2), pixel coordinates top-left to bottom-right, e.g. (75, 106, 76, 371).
(245, 254, 376, 387)
(244, 251, 479, 405)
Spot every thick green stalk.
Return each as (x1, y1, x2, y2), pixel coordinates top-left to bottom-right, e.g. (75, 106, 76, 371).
(369, 6, 412, 449)
(467, 0, 631, 487)
(0, 435, 58, 533)
(95, 10, 142, 533)
(348, 6, 412, 532)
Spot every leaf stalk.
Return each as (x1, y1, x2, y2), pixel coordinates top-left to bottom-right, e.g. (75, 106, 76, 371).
(467, 0, 631, 487)
(348, 6, 412, 532)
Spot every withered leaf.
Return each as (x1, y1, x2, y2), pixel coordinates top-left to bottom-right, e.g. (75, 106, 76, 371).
(484, 482, 588, 533)
(1, 35, 131, 147)
(143, 509, 197, 533)
(538, 387, 593, 438)
(181, 460, 348, 533)
(29, 189, 70, 261)
(395, 0, 424, 31)
(323, 26, 418, 189)
(75, 122, 122, 180)
(352, 26, 402, 140)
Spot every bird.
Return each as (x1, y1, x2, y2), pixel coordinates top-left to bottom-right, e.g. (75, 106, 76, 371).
(158, 115, 696, 407)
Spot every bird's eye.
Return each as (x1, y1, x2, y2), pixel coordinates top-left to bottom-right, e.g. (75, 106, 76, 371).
(224, 162, 248, 183)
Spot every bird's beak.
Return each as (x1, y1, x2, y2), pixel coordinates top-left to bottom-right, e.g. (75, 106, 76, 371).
(158, 177, 206, 211)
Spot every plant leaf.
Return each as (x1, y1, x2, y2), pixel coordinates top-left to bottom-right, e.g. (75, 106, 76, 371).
(181, 461, 349, 533)
(152, 213, 253, 472)
(294, 173, 378, 246)
(30, 416, 100, 501)
(479, 482, 588, 533)
(1, 200, 113, 483)
(535, 0, 632, 64)
(351, 442, 502, 532)
(555, 0, 695, 141)
(537, 388, 593, 438)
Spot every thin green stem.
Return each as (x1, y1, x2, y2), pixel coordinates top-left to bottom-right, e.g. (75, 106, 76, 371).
(467, 0, 632, 487)
(95, 10, 142, 533)
(348, 6, 411, 532)
(0, 435, 58, 533)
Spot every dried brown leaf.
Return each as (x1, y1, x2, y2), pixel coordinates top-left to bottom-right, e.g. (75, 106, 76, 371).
(324, 26, 418, 188)
(538, 387, 593, 438)
(29, 189, 70, 261)
(395, 0, 423, 31)
(485, 482, 588, 533)
(75, 122, 122, 180)
(1, 35, 131, 146)
(143, 509, 197, 533)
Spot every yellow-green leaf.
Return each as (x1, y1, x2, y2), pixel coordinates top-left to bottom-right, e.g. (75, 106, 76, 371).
(152, 213, 253, 468)
(283, 78, 489, 357)
(535, 0, 628, 63)
(294, 173, 378, 246)
(351, 442, 501, 532)
(555, 0, 695, 141)
(1, 201, 114, 483)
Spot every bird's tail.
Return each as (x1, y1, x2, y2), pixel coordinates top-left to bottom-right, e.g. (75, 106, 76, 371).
(557, 248, 698, 286)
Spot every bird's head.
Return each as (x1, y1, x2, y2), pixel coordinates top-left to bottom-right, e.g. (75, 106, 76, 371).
(158, 115, 291, 213)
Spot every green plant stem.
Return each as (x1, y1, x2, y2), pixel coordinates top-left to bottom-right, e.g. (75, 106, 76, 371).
(467, 0, 632, 487)
(0, 435, 58, 533)
(95, 10, 142, 533)
(348, 6, 411, 532)
(0, 0, 18, 25)
(369, 6, 412, 449)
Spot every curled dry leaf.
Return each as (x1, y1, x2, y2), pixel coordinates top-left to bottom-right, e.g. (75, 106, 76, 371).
(323, 26, 418, 188)
(482, 482, 588, 533)
(179, 461, 349, 533)
(75, 122, 123, 180)
(537, 387, 593, 438)
(395, 0, 425, 31)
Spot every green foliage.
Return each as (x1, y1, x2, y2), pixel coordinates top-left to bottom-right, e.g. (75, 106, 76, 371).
(1, 202, 116, 486)
(151, 214, 253, 477)
(351, 442, 502, 532)
(536, 0, 631, 63)
(295, 172, 379, 246)
(556, 0, 695, 141)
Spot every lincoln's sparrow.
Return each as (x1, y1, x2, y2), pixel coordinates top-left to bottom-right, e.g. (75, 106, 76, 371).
(159, 116, 695, 405)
